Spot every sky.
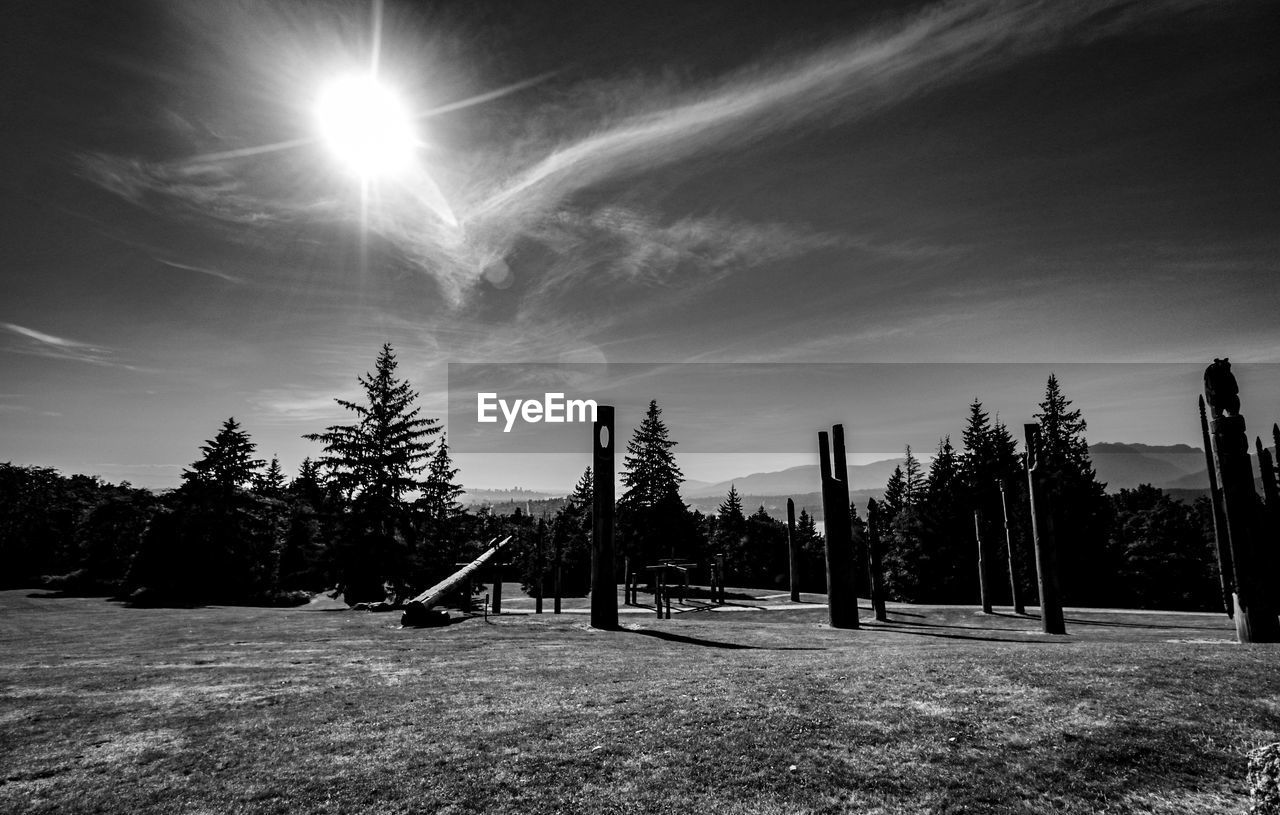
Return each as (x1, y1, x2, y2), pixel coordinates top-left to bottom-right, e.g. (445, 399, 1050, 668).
(2, 0, 1278, 492)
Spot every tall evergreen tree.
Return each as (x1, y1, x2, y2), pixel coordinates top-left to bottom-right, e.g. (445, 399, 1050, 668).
(883, 466, 906, 518)
(1034, 374, 1111, 605)
(620, 400, 684, 507)
(717, 485, 745, 532)
(902, 445, 923, 505)
(304, 343, 439, 602)
(255, 455, 287, 498)
(618, 400, 694, 564)
(183, 418, 264, 491)
(305, 344, 439, 512)
(570, 467, 593, 509)
(418, 432, 463, 525)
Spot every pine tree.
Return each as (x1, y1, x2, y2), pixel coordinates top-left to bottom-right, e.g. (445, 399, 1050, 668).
(183, 417, 264, 491)
(902, 445, 923, 505)
(304, 343, 439, 518)
(1033, 374, 1111, 605)
(718, 485, 745, 530)
(1035, 374, 1098, 482)
(620, 400, 684, 507)
(570, 467, 593, 509)
(255, 455, 287, 498)
(303, 343, 439, 602)
(418, 432, 463, 525)
(289, 457, 327, 509)
(618, 400, 693, 563)
(883, 466, 906, 517)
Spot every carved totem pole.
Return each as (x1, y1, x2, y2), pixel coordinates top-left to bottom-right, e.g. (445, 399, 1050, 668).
(818, 424, 859, 629)
(1199, 396, 1235, 618)
(591, 405, 618, 630)
(1203, 359, 1279, 642)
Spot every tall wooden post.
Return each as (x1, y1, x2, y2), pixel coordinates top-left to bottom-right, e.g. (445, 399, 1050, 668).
(623, 557, 631, 606)
(552, 533, 562, 614)
(974, 509, 991, 614)
(591, 405, 618, 630)
(865, 498, 888, 621)
(1024, 424, 1066, 635)
(491, 577, 502, 614)
(787, 498, 800, 602)
(1258, 439, 1280, 509)
(714, 553, 726, 604)
(535, 523, 544, 614)
(1200, 396, 1235, 617)
(1204, 360, 1280, 643)
(818, 425, 859, 629)
(1255, 438, 1279, 605)
(997, 480, 1024, 615)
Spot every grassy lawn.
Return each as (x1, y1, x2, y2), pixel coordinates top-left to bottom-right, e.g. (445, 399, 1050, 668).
(1, 588, 1277, 814)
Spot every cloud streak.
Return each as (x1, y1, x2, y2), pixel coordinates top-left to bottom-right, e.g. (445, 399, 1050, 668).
(1, 323, 138, 370)
(76, 0, 1224, 312)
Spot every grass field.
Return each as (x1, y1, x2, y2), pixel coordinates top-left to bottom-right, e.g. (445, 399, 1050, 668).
(2, 587, 1277, 814)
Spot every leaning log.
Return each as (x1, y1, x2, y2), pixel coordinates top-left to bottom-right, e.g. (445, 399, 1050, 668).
(401, 536, 512, 626)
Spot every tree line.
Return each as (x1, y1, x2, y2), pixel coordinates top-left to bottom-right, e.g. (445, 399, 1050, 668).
(0, 359, 1224, 611)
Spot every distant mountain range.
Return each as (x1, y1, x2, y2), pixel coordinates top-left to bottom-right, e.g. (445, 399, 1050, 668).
(464, 442, 1275, 517)
(684, 443, 1226, 502)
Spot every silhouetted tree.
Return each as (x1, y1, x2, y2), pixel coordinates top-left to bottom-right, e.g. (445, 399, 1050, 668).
(1110, 485, 1219, 610)
(183, 418, 264, 491)
(304, 343, 439, 602)
(617, 400, 695, 565)
(255, 455, 287, 498)
(1034, 374, 1111, 605)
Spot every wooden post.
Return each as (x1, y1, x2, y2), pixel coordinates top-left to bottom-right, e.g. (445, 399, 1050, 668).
(491, 578, 502, 615)
(787, 498, 800, 602)
(865, 498, 888, 622)
(1204, 360, 1280, 643)
(714, 553, 726, 604)
(975, 509, 991, 614)
(1200, 396, 1235, 617)
(1255, 438, 1279, 609)
(623, 557, 631, 605)
(591, 405, 618, 630)
(819, 425, 859, 629)
(1024, 424, 1066, 634)
(535, 523, 544, 614)
(553, 529, 562, 614)
(997, 480, 1025, 615)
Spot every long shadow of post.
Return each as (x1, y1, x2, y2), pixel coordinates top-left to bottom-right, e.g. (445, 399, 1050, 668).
(626, 628, 824, 651)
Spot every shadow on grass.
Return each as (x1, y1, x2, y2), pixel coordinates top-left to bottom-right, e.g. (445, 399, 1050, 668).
(1063, 616, 1227, 632)
(626, 628, 825, 651)
(870, 622, 1069, 644)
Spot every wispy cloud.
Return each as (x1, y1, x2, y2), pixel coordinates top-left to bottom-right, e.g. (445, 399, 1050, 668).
(153, 257, 245, 284)
(1, 322, 138, 370)
(76, 0, 1222, 310)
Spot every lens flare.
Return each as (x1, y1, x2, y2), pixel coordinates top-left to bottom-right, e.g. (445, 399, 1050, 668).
(316, 74, 416, 177)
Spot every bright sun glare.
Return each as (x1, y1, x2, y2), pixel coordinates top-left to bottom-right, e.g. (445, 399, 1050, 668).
(316, 74, 417, 178)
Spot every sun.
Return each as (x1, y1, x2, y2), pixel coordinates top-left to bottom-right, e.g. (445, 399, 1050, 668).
(315, 74, 417, 178)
